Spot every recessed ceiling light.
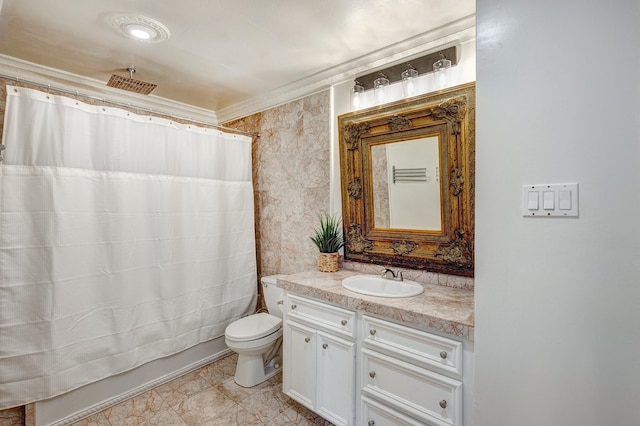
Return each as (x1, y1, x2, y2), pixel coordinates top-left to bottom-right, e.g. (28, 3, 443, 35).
(126, 25, 154, 40)
(110, 15, 170, 43)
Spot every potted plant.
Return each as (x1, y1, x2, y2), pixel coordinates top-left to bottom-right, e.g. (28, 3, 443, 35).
(310, 212, 345, 272)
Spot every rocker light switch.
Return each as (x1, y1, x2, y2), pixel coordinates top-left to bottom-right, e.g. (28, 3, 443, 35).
(559, 190, 572, 210)
(522, 183, 579, 217)
(543, 191, 554, 210)
(527, 191, 539, 210)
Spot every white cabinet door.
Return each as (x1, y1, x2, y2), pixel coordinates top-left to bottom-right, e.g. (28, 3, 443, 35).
(283, 320, 316, 409)
(317, 331, 356, 426)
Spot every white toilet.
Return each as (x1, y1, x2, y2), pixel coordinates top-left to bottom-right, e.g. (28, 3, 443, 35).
(224, 275, 284, 387)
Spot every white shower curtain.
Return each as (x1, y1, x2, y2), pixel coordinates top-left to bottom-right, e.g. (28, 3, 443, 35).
(0, 86, 257, 409)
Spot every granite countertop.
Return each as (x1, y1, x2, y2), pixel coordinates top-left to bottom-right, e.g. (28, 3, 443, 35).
(277, 270, 475, 341)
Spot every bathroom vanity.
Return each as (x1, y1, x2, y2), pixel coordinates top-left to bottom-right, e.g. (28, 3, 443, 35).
(278, 270, 475, 426)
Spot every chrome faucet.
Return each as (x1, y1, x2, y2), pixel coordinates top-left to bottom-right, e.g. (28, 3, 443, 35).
(380, 268, 403, 281)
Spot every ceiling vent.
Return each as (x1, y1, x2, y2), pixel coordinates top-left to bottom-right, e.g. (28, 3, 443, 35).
(107, 68, 157, 95)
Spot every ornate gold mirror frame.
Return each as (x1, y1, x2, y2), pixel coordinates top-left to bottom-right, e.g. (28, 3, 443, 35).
(338, 83, 475, 277)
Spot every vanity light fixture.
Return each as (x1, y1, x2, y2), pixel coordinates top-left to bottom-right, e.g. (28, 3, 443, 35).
(351, 80, 365, 110)
(401, 64, 419, 98)
(110, 15, 171, 43)
(373, 73, 390, 105)
(433, 52, 452, 90)
(354, 46, 457, 91)
(351, 45, 458, 110)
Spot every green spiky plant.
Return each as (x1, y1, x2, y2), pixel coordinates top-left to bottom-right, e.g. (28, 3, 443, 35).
(310, 212, 346, 253)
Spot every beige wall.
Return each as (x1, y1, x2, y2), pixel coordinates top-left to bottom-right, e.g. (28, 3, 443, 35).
(225, 90, 331, 277)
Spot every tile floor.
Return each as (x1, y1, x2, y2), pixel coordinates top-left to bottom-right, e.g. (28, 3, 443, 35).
(69, 353, 334, 426)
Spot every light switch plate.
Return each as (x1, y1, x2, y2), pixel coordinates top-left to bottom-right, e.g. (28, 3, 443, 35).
(522, 183, 579, 217)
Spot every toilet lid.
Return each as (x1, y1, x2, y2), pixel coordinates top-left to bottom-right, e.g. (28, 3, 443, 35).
(225, 313, 282, 342)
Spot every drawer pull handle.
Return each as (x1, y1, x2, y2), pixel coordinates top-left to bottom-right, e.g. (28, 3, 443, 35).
(304, 337, 310, 343)
(440, 351, 448, 359)
(369, 371, 376, 378)
(369, 329, 376, 336)
(322, 343, 328, 349)
(439, 400, 447, 409)
(368, 421, 375, 426)
(291, 304, 297, 310)
(341, 319, 347, 326)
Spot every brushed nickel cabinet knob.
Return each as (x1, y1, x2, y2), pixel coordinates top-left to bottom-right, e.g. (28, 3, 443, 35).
(440, 400, 447, 409)
(341, 319, 347, 326)
(304, 337, 310, 343)
(369, 371, 376, 378)
(291, 304, 297, 310)
(322, 343, 328, 349)
(440, 351, 447, 359)
(368, 421, 375, 426)
(369, 329, 376, 335)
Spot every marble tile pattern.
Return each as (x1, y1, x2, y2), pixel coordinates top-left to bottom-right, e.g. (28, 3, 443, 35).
(277, 270, 475, 341)
(0, 406, 24, 426)
(2, 355, 332, 426)
(371, 145, 390, 228)
(224, 91, 331, 278)
(23, 405, 33, 426)
(63, 354, 333, 426)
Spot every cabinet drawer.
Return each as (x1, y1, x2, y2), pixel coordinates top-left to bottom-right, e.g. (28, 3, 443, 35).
(361, 395, 426, 426)
(286, 294, 356, 338)
(362, 315, 462, 377)
(362, 349, 462, 426)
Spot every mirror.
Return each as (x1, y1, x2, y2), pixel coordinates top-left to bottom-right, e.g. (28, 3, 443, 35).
(370, 136, 442, 231)
(338, 83, 475, 277)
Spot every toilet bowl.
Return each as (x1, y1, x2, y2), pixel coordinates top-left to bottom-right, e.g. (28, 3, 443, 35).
(224, 275, 284, 387)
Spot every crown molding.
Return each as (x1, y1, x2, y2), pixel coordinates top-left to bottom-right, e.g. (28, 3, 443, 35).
(216, 14, 476, 123)
(0, 54, 219, 124)
(0, 13, 475, 126)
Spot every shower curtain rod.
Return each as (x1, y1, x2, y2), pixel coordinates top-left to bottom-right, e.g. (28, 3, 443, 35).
(0, 73, 260, 138)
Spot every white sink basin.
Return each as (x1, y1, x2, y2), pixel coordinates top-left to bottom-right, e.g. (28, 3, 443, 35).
(342, 275, 424, 298)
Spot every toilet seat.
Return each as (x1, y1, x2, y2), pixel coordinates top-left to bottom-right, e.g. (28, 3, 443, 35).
(225, 312, 282, 342)
(224, 275, 285, 388)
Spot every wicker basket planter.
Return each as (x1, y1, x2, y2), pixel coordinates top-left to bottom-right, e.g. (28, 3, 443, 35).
(311, 212, 345, 273)
(318, 252, 340, 272)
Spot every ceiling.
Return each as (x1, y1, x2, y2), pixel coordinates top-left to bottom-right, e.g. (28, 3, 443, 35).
(0, 0, 475, 115)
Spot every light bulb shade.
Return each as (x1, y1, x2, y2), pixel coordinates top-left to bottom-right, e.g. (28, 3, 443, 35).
(401, 68, 419, 98)
(373, 77, 389, 105)
(433, 57, 452, 90)
(351, 82, 365, 110)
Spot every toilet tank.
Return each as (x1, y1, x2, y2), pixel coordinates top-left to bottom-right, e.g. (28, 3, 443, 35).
(261, 275, 285, 319)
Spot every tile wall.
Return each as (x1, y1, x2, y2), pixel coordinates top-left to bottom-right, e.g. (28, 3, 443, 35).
(0, 406, 24, 426)
(224, 90, 332, 277)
